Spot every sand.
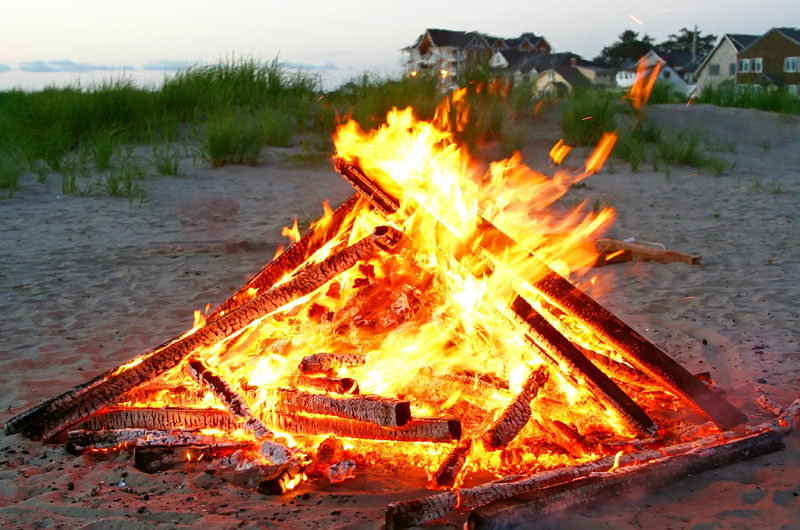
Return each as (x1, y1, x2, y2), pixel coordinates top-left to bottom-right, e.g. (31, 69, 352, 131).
(1, 104, 798, 528)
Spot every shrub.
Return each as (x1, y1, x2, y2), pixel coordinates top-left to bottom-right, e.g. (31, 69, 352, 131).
(561, 89, 626, 145)
(202, 109, 265, 167)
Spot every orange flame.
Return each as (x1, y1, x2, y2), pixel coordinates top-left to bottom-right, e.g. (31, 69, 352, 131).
(549, 139, 572, 165)
(627, 57, 663, 110)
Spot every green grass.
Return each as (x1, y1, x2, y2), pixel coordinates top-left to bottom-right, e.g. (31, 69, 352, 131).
(698, 84, 800, 114)
(202, 109, 265, 167)
(561, 89, 627, 146)
(151, 143, 182, 176)
(0, 151, 25, 197)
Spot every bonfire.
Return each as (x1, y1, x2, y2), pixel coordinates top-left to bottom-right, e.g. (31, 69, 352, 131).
(6, 61, 798, 528)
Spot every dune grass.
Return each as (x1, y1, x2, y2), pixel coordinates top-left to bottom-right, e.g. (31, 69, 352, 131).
(698, 84, 800, 114)
(560, 88, 628, 146)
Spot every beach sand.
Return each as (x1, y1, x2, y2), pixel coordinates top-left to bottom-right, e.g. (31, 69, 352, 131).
(1, 104, 798, 528)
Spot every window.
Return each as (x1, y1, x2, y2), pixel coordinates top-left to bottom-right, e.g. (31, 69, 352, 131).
(753, 58, 763, 73)
(709, 64, 720, 76)
(785, 57, 798, 73)
(739, 59, 750, 73)
(664, 70, 671, 79)
(729, 63, 737, 75)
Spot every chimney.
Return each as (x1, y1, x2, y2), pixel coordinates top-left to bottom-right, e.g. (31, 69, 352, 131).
(570, 56, 577, 66)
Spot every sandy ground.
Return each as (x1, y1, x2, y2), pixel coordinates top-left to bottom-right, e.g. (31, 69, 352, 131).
(0, 104, 798, 529)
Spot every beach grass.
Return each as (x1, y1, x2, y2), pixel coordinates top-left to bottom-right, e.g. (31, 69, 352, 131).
(201, 109, 266, 167)
(698, 84, 800, 114)
(560, 88, 627, 146)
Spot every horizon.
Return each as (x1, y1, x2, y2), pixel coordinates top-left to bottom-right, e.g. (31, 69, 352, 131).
(2, 0, 799, 91)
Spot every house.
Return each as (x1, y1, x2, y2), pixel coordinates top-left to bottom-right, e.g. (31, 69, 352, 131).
(736, 27, 800, 91)
(526, 54, 615, 94)
(615, 50, 695, 96)
(694, 34, 759, 92)
(402, 29, 550, 88)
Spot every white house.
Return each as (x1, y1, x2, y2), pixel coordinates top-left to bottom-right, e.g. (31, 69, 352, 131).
(694, 34, 759, 92)
(616, 50, 695, 96)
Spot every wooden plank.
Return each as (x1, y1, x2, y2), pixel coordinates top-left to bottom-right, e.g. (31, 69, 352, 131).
(468, 430, 782, 528)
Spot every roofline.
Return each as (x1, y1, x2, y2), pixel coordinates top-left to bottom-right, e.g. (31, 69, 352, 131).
(776, 27, 800, 46)
(739, 27, 800, 54)
(694, 35, 731, 75)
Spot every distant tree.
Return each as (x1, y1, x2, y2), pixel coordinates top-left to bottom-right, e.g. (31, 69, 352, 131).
(656, 28, 716, 60)
(594, 30, 655, 68)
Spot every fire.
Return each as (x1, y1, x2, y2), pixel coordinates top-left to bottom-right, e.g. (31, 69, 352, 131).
(111, 77, 687, 490)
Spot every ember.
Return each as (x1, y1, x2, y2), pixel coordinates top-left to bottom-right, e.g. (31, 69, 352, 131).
(5, 59, 796, 526)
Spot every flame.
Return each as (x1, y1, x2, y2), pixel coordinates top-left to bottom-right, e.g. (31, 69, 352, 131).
(112, 79, 687, 488)
(627, 57, 663, 110)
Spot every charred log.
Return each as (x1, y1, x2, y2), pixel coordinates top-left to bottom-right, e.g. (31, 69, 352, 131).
(65, 428, 242, 454)
(5, 225, 402, 441)
(134, 444, 250, 473)
(293, 374, 360, 394)
(468, 430, 782, 528)
(481, 366, 549, 451)
(262, 411, 460, 442)
(77, 407, 237, 432)
(298, 352, 367, 375)
(431, 438, 472, 489)
(577, 347, 662, 392)
(275, 389, 412, 427)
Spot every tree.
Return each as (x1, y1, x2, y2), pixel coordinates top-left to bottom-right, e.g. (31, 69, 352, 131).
(656, 28, 717, 61)
(594, 30, 655, 68)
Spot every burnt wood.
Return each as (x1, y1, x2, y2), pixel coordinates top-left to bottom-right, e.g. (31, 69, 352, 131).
(275, 389, 412, 427)
(481, 366, 549, 451)
(65, 428, 238, 454)
(298, 352, 367, 375)
(294, 375, 360, 394)
(78, 407, 237, 432)
(468, 429, 783, 528)
(5, 225, 402, 441)
(134, 444, 251, 473)
(333, 158, 745, 430)
(431, 438, 473, 489)
(262, 411, 460, 442)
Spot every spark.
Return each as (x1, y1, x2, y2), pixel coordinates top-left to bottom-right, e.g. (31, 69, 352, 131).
(605, 249, 626, 261)
(630, 14, 643, 25)
(648, 8, 671, 15)
(581, 116, 593, 121)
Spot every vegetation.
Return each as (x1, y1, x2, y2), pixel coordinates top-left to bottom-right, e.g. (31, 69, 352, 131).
(697, 84, 800, 114)
(560, 89, 628, 145)
(594, 27, 716, 68)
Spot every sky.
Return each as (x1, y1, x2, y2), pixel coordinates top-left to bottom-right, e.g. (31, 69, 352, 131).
(2, 0, 798, 90)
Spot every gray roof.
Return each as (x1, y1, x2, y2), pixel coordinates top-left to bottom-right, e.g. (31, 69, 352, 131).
(407, 29, 545, 51)
(775, 27, 800, 45)
(727, 33, 759, 50)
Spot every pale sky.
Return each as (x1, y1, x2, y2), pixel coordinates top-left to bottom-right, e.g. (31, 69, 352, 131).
(2, 0, 798, 89)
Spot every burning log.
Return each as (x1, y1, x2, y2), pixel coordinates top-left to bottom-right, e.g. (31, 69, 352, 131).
(298, 352, 367, 375)
(294, 375, 360, 394)
(275, 389, 412, 427)
(77, 407, 237, 432)
(187, 359, 292, 465)
(384, 402, 800, 529)
(116, 384, 206, 408)
(262, 411, 460, 442)
(65, 428, 243, 454)
(5, 225, 403, 441)
(576, 347, 662, 392)
(134, 444, 249, 473)
(209, 193, 362, 319)
(535, 419, 595, 458)
(333, 158, 745, 431)
(481, 366, 549, 451)
(468, 429, 782, 528)
(431, 438, 473, 489)
(595, 238, 701, 265)
(258, 458, 309, 495)
(510, 297, 656, 436)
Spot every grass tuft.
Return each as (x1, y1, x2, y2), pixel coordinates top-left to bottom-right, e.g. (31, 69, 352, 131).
(202, 109, 265, 167)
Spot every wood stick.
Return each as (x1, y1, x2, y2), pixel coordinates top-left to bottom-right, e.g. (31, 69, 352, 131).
(262, 411, 461, 443)
(577, 347, 663, 392)
(78, 407, 237, 432)
(5, 225, 402, 441)
(536, 419, 595, 458)
(334, 158, 745, 430)
(431, 438, 473, 489)
(115, 384, 206, 408)
(481, 366, 549, 451)
(510, 297, 656, 437)
(298, 352, 366, 375)
(595, 238, 701, 265)
(65, 428, 242, 454)
(468, 430, 782, 528)
(384, 406, 798, 530)
(209, 193, 362, 319)
(275, 389, 412, 427)
(294, 375, 360, 394)
(187, 359, 292, 465)
(134, 444, 251, 473)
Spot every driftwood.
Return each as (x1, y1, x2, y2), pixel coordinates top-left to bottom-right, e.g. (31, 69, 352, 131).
(275, 389, 412, 427)
(65, 428, 241, 454)
(333, 158, 745, 431)
(5, 225, 402, 441)
(431, 438, 473, 489)
(134, 444, 250, 473)
(384, 401, 800, 529)
(510, 297, 656, 437)
(595, 238, 701, 265)
(298, 352, 367, 374)
(481, 366, 549, 451)
(468, 429, 782, 528)
(294, 375, 360, 394)
(78, 407, 237, 432)
(262, 411, 460, 443)
(209, 193, 362, 319)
